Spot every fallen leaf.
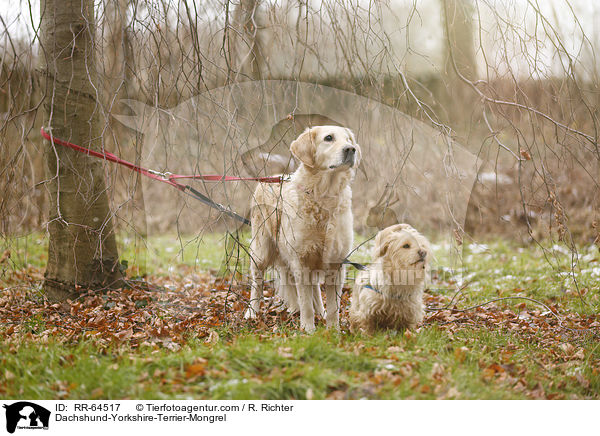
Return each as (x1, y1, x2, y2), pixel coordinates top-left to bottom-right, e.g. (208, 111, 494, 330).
(530, 382, 546, 399)
(441, 386, 460, 399)
(205, 330, 219, 344)
(560, 343, 575, 355)
(0, 250, 10, 263)
(326, 390, 345, 400)
(454, 346, 468, 363)
(115, 328, 133, 340)
(431, 363, 445, 381)
(575, 373, 590, 389)
(278, 347, 293, 358)
(185, 359, 207, 378)
(572, 349, 585, 360)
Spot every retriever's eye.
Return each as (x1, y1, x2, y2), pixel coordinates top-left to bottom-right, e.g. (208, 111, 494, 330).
(324, 134, 333, 141)
(402, 243, 411, 249)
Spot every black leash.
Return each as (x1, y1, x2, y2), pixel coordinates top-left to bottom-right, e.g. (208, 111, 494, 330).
(184, 185, 250, 226)
(342, 259, 367, 270)
(341, 233, 376, 271)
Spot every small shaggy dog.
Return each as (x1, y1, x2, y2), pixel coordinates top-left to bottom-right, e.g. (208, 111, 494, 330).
(246, 126, 361, 332)
(349, 223, 431, 333)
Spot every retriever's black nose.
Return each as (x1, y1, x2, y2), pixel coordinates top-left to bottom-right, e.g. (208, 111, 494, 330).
(418, 249, 427, 259)
(343, 146, 356, 156)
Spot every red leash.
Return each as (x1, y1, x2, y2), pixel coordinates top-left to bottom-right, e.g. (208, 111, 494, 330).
(40, 127, 287, 186)
(40, 126, 288, 225)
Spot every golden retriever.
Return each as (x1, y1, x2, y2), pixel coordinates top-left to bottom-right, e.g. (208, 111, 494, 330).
(349, 223, 431, 333)
(246, 126, 361, 332)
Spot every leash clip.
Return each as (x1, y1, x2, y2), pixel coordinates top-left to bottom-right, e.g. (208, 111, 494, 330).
(148, 169, 173, 180)
(280, 174, 292, 182)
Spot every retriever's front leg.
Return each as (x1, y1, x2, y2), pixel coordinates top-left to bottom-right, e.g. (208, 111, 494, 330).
(324, 265, 345, 329)
(312, 284, 325, 318)
(245, 262, 264, 319)
(275, 262, 300, 313)
(292, 262, 316, 332)
(296, 282, 316, 332)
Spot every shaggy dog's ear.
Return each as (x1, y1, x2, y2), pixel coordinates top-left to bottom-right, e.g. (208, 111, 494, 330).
(376, 241, 390, 258)
(290, 128, 316, 168)
(374, 231, 391, 258)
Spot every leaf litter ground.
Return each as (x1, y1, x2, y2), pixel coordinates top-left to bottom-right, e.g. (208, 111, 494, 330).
(0, 241, 599, 399)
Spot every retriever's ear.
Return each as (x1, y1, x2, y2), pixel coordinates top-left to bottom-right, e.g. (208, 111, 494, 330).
(345, 128, 362, 167)
(354, 142, 362, 167)
(290, 128, 316, 168)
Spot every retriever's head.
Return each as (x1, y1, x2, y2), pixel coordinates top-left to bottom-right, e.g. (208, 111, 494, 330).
(290, 126, 361, 172)
(373, 223, 431, 274)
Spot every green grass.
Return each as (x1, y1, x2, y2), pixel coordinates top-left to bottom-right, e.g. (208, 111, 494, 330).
(456, 240, 600, 314)
(120, 232, 234, 273)
(1, 233, 48, 269)
(2, 325, 598, 399)
(1, 232, 599, 399)
(2, 231, 238, 275)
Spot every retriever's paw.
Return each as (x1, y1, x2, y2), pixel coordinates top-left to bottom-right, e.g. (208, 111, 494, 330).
(300, 320, 316, 334)
(326, 314, 340, 330)
(287, 305, 299, 314)
(314, 303, 325, 318)
(286, 298, 300, 313)
(244, 307, 258, 319)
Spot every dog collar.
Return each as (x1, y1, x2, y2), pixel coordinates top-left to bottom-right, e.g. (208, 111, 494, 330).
(363, 284, 405, 300)
(363, 284, 381, 294)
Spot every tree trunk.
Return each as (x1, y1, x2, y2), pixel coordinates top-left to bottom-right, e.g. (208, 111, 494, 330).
(232, 0, 264, 80)
(40, 0, 122, 301)
(441, 0, 476, 80)
(440, 0, 477, 133)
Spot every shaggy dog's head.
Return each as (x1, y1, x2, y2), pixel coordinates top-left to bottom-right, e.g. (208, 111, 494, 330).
(290, 126, 362, 172)
(372, 223, 431, 284)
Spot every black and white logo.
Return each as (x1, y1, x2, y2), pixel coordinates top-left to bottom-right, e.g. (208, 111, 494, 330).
(3, 402, 50, 434)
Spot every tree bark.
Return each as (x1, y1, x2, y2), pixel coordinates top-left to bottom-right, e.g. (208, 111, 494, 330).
(231, 0, 264, 80)
(40, 0, 122, 301)
(441, 0, 476, 81)
(440, 0, 477, 132)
